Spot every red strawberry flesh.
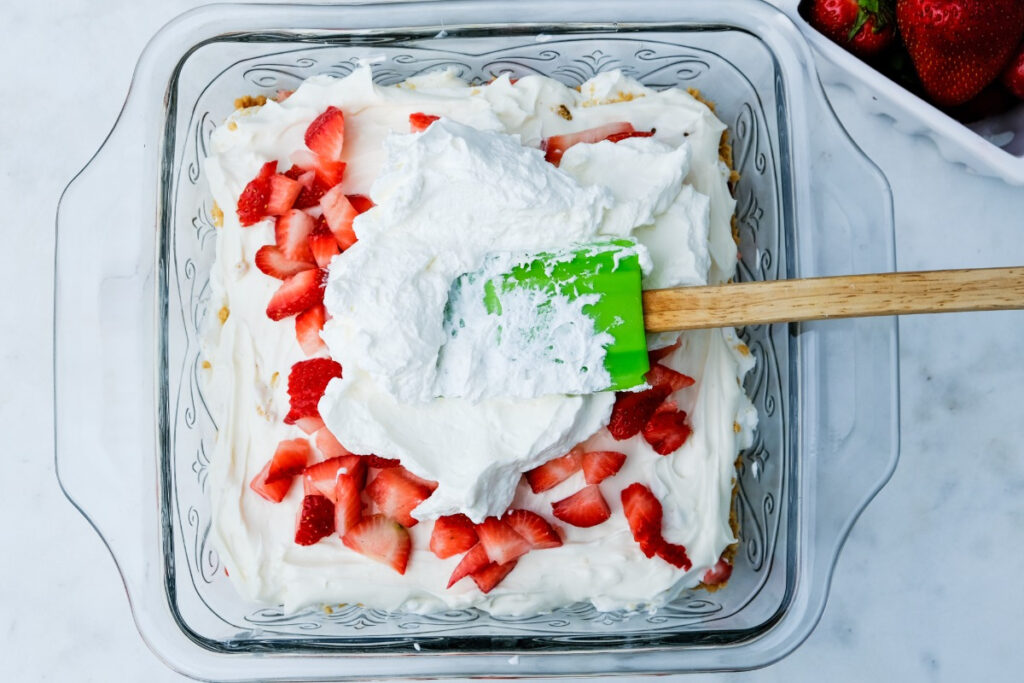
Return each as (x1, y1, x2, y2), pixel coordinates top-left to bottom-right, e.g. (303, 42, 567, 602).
(502, 509, 562, 549)
(265, 438, 313, 483)
(334, 473, 364, 536)
(295, 303, 327, 356)
(621, 483, 663, 557)
(366, 467, 433, 527)
(642, 406, 692, 455)
(448, 543, 490, 587)
(294, 494, 335, 546)
(249, 459, 294, 503)
(543, 122, 635, 165)
(236, 161, 277, 226)
(581, 450, 627, 485)
(607, 385, 670, 440)
(275, 209, 315, 263)
(254, 245, 314, 280)
(551, 485, 611, 528)
(308, 219, 341, 268)
(524, 448, 583, 493)
(703, 557, 733, 585)
(304, 106, 346, 160)
(470, 560, 518, 594)
(320, 185, 359, 250)
(284, 358, 342, 424)
(430, 514, 479, 559)
(475, 517, 532, 564)
(342, 514, 411, 574)
(409, 112, 440, 131)
(645, 363, 695, 392)
(266, 174, 303, 216)
(266, 268, 326, 321)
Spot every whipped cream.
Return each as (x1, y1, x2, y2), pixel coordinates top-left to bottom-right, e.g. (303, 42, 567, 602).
(202, 66, 755, 615)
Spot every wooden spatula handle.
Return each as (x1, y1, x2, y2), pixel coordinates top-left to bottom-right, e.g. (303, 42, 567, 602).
(642, 267, 1024, 332)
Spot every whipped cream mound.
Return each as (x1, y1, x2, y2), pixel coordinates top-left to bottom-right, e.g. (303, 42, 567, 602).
(202, 65, 756, 615)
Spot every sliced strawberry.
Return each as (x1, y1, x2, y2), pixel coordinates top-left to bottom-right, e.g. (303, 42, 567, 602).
(308, 218, 341, 268)
(524, 447, 583, 493)
(648, 338, 681, 363)
(304, 106, 346, 160)
(551, 485, 610, 528)
(334, 473, 363, 536)
(266, 268, 326, 321)
(266, 174, 303, 216)
(342, 514, 411, 574)
(581, 450, 627, 485)
(294, 172, 330, 210)
(502, 509, 562, 550)
(255, 245, 314, 280)
(607, 385, 670, 440)
(430, 514, 479, 559)
(364, 455, 401, 469)
(282, 165, 307, 181)
(642, 406, 692, 455)
(265, 438, 313, 483)
(621, 483, 663, 558)
(448, 543, 490, 587)
(320, 185, 358, 250)
(313, 159, 346, 187)
(346, 194, 375, 214)
(249, 460, 294, 503)
(409, 112, 440, 132)
(703, 557, 733, 586)
(316, 428, 352, 459)
(294, 494, 335, 546)
(470, 560, 518, 594)
(656, 541, 692, 570)
(294, 415, 325, 435)
(295, 304, 327, 356)
(303, 455, 367, 500)
(284, 357, 342, 424)
(543, 122, 635, 165)
(274, 209, 315, 262)
(605, 128, 655, 143)
(366, 467, 433, 527)
(475, 517, 532, 564)
(645, 363, 695, 393)
(237, 161, 277, 226)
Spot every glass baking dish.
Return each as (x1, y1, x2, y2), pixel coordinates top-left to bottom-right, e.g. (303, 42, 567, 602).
(53, 0, 899, 679)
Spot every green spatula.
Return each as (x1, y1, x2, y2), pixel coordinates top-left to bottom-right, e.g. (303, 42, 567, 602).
(443, 239, 1024, 396)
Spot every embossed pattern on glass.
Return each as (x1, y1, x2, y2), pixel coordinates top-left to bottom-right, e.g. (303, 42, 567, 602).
(165, 31, 791, 651)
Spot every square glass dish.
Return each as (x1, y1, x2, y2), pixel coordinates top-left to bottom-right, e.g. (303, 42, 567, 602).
(54, 1, 899, 679)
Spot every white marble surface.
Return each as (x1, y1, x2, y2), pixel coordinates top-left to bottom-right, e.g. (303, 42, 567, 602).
(2, 1, 1023, 681)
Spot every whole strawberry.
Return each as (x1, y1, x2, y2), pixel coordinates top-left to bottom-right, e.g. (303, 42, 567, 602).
(808, 0, 896, 59)
(1001, 42, 1024, 100)
(897, 0, 1024, 106)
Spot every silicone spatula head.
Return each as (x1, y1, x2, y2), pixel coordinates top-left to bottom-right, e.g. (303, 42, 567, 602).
(442, 239, 649, 395)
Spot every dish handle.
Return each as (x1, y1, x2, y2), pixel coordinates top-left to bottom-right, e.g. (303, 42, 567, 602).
(54, 97, 159, 615)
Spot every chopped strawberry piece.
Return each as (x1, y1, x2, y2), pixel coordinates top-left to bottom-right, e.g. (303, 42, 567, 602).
(266, 268, 326, 321)
(621, 483, 663, 558)
(249, 460, 294, 503)
(342, 514, 411, 574)
(295, 303, 327, 356)
(430, 514, 479, 559)
(648, 338, 681, 363)
(334, 473, 364, 536)
(524, 447, 583, 493)
(551, 485, 611, 528)
(254, 245, 314, 280)
(282, 165, 307, 181)
(294, 494, 335, 546)
(409, 112, 440, 132)
(284, 358, 342, 424)
(502, 509, 562, 550)
(656, 541, 692, 570)
(236, 161, 277, 226)
(607, 385, 670, 440)
(470, 560, 518, 594)
(581, 450, 627, 485)
(320, 185, 358, 250)
(645, 363, 695, 393)
(313, 159, 347, 187)
(265, 438, 313, 483)
(304, 106, 346, 160)
(399, 468, 439, 492)
(364, 455, 401, 469)
(448, 543, 490, 587)
(604, 128, 655, 143)
(266, 174, 303, 216)
(366, 467, 433, 527)
(476, 517, 532, 564)
(294, 172, 330, 210)
(294, 415, 325, 435)
(642, 406, 692, 455)
(308, 218, 341, 268)
(703, 557, 733, 586)
(274, 209, 315, 262)
(346, 194, 375, 214)
(315, 428, 351, 459)
(543, 122, 635, 165)
(303, 455, 366, 500)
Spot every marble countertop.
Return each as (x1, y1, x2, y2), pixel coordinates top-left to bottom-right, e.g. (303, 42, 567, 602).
(3, 1, 1022, 681)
